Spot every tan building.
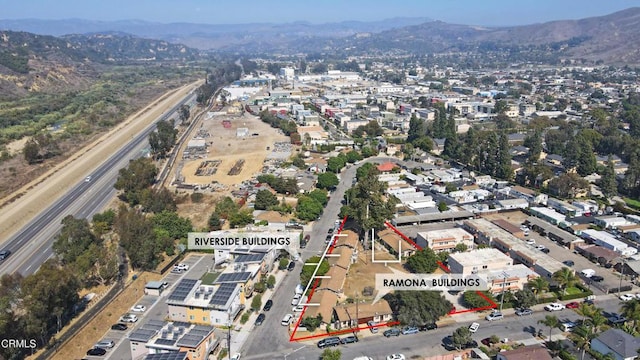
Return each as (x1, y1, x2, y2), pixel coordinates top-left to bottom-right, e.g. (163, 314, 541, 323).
(416, 228, 474, 253)
(128, 320, 219, 360)
(484, 264, 538, 294)
(377, 228, 417, 258)
(448, 248, 512, 275)
(333, 301, 394, 329)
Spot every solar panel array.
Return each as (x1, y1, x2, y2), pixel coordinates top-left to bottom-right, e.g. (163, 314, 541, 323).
(210, 283, 237, 306)
(176, 334, 204, 348)
(215, 272, 250, 283)
(143, 352, 188, 360)
(235, 253, 265, 263)
(172, 321, 191, 328)
(168, 279, 198, 302)
(128, 328, 157, 342)
(154, 338, 177, 346)
(145, 319, 166, 331)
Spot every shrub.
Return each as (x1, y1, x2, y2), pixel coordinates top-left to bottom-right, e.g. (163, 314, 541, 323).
(240, 312, 250, 324)
(190, 192, 204, 203)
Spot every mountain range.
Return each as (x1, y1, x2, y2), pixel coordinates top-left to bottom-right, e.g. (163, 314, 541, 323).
(2, 8, 640, 65)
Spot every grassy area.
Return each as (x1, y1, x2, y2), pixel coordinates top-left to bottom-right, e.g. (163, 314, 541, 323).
(200, 272, 220, 285)
(564, 286, 583, 296)
(625, 197, 640, 210)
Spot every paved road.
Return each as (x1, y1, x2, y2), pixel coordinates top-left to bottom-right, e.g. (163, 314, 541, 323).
(244, 295, 624, 360)
(240, 156, 400, 359)
(0, 93, 196, 277)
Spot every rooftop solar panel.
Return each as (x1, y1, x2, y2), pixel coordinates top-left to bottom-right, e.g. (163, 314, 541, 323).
(143, 352, 188, 360)
(167, 279, 198, 302)
(215, 272, 250, 283)
(210, 283, 238, 306)
(176, 334, 204, 348)
(154, 338, 177, 346)
(235, 253, 265, 263)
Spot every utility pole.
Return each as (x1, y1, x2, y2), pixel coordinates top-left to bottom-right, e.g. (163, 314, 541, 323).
(355, 293, 359, 333)
(499, 272, 508, 312)
(619, 259, 626, 296)
(227, 310, 232, 360)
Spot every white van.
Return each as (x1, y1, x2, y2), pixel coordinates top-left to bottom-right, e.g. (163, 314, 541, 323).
(295, 284, 304, 295)
(581, 269, 595, 278)
(353, 357, 373, 360)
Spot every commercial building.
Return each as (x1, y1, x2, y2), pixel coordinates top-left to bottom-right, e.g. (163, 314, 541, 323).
(485, 265, 538, 295)
(416, 228, 474, 253)
(581, 229, 637, 257)
(448, 248, 513, 276)
(128, 320, 219, 360)
(529, 207, 569, 227)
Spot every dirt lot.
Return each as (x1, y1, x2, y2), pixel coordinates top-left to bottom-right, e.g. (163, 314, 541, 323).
(179, 112, 289, 186)
(0, 80, 203, 244)
(342, 248, 404, 300)
(480, 211, 529, 225)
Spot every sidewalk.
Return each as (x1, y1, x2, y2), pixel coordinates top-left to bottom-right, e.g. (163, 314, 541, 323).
(227, 268, 289, 355)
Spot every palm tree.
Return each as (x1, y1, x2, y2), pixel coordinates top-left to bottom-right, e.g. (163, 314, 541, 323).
(539, 315, 560, 341)
(569, 325, 593, 360)
(576, 303, 596, 321)
(552, 267, 577, 295)
(528, 277, 550, 300)
(587, 311, 609, 335)
(621, 298, 640, 329)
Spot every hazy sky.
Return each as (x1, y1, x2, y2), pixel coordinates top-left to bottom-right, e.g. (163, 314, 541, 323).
(2, 0, 638, 26)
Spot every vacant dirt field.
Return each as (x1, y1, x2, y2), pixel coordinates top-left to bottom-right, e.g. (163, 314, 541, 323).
(480, 211, 528, 225)
(0, 80, 203, 245)
(342, 248, 404, 300)
(180, 112, 289, 186)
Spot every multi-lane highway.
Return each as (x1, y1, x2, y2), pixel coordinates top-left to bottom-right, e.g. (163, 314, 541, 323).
(0, 91, 197, 277)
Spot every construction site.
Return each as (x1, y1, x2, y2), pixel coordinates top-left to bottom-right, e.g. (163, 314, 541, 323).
(172, 107, 290, 189)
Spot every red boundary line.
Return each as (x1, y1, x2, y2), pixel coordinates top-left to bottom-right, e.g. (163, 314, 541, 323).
(289, 217, 497, 343)
(290, 216, 400, 342)
(383, 221, 496, 315)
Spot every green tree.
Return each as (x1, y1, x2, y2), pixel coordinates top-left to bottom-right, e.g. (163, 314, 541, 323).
(308, 189, 329, 207)
(405, 248, 439, 273)
(600, 155, 618, 198)
(302, 314, 323, 332)
(320, 348, 341, 360)
(385, 291, 452, 326)
(23, 138, 40, 164)
(229, 209, 254, 228)
(215, 197, 239, 219)
(114, 157, 158, 206)
(621, 298, 640, 329)
(514, 289, 536, 309)
(452, 326, 473, 350)
(300, 256, 329, 287)
(255, 189, 279, 210)
(292, 154, 306, 169)
(251, 293, 262, 312)
(407, 115, 427, 143)
(463, 291, 495, 309)
(538, 315, 560, 340)
(140, 187, 177, 213)
(278, 258, 290, 270)
(552, 267, 577, 295)
(356, 162, 378, 180)
(316, 172, 339, 190)
(114, 205, 161, 270)
(438, 201, 448, 212)
(496, 132, 513, 180)
(346, 150, 363, 163)
(453, 243, 467, 253)
(267, 275, 276, 289)
(208, 211, 222, 230)
(152, 211, 193, 240)
(296, 196, 323, 221)
(569, 325, 593, 360)
(327, 156, 347, 173)
(149, 119, 178, 158)
(52, 216, 97, 265)
(178, 104, 190, 124)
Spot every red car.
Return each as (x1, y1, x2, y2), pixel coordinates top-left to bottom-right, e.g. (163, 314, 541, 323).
(566, 302, 580, 309)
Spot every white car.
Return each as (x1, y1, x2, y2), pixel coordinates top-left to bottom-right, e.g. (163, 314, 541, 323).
(535, 244, 546, 250)
(292, 305, 305, 312)
(526, 239, 535, 245)
(291, 293, 302, 306)
(281, 314, 294, 326)
(131, 304, 146, 312)
(230, 353, 241, 360)
(580, 269, 595, 278)
(620, 294, 635, 302)
(468, 322, 479, 333)
(386, 355, 405, 360)
(485, 311, 504, 321)
(174, 263, 189, 271)
(119, 314, 138, 323)
(544, 303, 565, 311)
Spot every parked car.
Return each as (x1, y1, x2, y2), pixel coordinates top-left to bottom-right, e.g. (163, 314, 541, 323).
(468, 322, 480, 333)
(383, 328, 401, 337)
(515, 308, 533, 316)
(292, 305, 305, 312)
(367, 321, 379, 333)
(386, 355, 405, 360)
(287, 261, 296, 271)
(130, 304, 146, 312)
(263, 300, 273, 312)
(291, 293, 302, 306)
(481, 337, 497, 346)
(541, 247, 550, 254)
(401, 326, 419, 335)
(608, 313, 627, 325)
(174, 263, 189, 271)
(580, 269, 595, 278)
(94, 340, 115, 349)
(317, 337, 341, 348)
(281, 314, 294, 326)
(566, 302, 580, 309)
(535, 245, 546, 251)
(86, 347, 107, 356)
(119, 314, 138, 323)
(111, 323, 128, 331)
(561, 321, 577, 332)
(230, 354, 241, 360)
(526, 239, 535, 245)
(0, 249, 11, 261)
(562, 260, 575, 266)
(485, 311, 504, 321)
(340, 335, 359, 344)
(620, 294, 635, 302)
(327, 228, 334, 234)
(591, 275, 604, 282)
(545, 303, 565, 311)
(254, 313, 266, 326)
(443, 335, 478, 350)
(419, 323, 437, 331)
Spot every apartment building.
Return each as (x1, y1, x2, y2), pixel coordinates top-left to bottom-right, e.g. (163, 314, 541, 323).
(448, 248, 512, 276)
(416, 228, 474, 253)
(128, 320, 218, 360)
